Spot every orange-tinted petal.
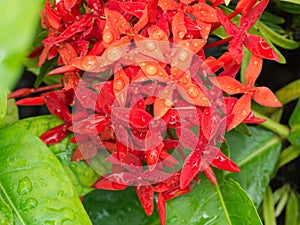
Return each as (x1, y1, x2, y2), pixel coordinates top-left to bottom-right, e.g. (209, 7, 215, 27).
(245, 54, 263, 87)
(227, 94, 251, 130)
(214, 76, 244, 95)
(253, 86, 282, 107)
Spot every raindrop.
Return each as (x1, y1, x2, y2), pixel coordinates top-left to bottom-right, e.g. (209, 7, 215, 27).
(103, 31, 114, 44)
(17, 176, 33, 195)
(186, 85, 199, 98)
(152, 30, 165, 40)
(145, 64, 158, 75)
(178, 31, 185, 39)
(21, 197, 38, 210)
(146, 41, 156, 51)
(114, 78, 125, 90)
(107, 48, 123, 62)
(178, 50, 189, 62)
(241, 109, 248, 116)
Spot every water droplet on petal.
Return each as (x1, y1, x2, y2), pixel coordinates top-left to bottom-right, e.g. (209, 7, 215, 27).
(146, 41, 156, 51)
(164, 99, 172, 107)
(114, 78, 125, 90)
(145, 64, 158, 75)
(152, 30, 165, 40)
(178, 50, 189, 62)
(107, 48, 123, 62)
(186, 85, 199, 98)
(241, 109, 248, 116)
(103, 31, 114, 44)
(178, 31, 185, 39)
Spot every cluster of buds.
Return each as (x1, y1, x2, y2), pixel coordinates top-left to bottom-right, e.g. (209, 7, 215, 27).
(10, 0, 282, 224)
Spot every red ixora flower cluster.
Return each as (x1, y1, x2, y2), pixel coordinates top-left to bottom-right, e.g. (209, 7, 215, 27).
(10, 0, 282, 224)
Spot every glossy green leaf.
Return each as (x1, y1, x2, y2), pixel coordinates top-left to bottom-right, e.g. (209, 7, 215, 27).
(0, 99, 18, 127)
(263, 186, 277, 225)
(273, 184, 291, 205)
(275, 189, 289, 216)
(0, 0, 42, 90)
(289, 99, 300, 126)
(257, 21, 300, 50)
(288, 99, 300, 148)
(276, 1, 300, 14)
(0, 125, 92, 225)
(285, 191, 299, 225)
(167, 178, 262, 225)
(0, 88, 8, 124)
(275, 79, 300, 106)
(82, 187, 159, 225)
(273, 146, 300, 175)
(279, 0, 300, 4)
(34, 58, 57, 88)
(0, 195, 13, 225)
(225, 126, 281, 208)
(260, 11, 285, 24)
(11, 115, 99, 196)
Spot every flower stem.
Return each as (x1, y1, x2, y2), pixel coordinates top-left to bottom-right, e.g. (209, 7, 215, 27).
(203, 37, 233, 50)
(253, 110, 290, 139)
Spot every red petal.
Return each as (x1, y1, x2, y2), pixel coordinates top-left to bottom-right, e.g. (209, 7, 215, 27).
(154, 84, 173, 118)
(211, 150, 240, 172)
(244, 34, 279, 61)
(180, 150, 201, 189)
(227, 94, 252, 131)
(253, 87, 282, 107)
(16, 96, 45, 106)
(178, 83, 210, 107)
(215, 8, 239, 36)
(92, 174, 131, 190)
(157, 193, 166, 225)
(228, 37, 244, 64)
(64, 0, 77, 9)
(236, 0, 257, 16)
(40, 124, 69, 145)
(135, 185, 154, 216)
(240, 0, 269, 32)
(119, 2, 146, 18)
(245, 54, 263, 87)
(113, 68, 130, 106)
(158, 0, 179, 11)
(172, 12, 187, 43)
(214, 76, 244, 95)
(187, 3, 218, 23)
(203, 166, 217, 185)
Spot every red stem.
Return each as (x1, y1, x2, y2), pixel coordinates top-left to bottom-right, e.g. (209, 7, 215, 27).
(203, 36, 233, 50)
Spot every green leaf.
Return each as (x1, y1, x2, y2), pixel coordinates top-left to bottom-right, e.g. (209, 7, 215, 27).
(279, 0, 300, 5)
(0, 99, 19, 128)
(167, 178, 262, 225)
(289, 99, 300, 127)
(0, 125, 92, 224)
(263, 186, 277, 225)
(260, 11, 285, 24)
(0, 195, 13, 225)
(0, 0, 43, 90)
(225, 126, 281, 208)
(285, 191, 299, 225)
(34, 58, 57, 88)
(82, 188, 159, 225)
(275, 189, 289, 217)
(0, 88, 8, 124)
(257, 21, 300, 50)
(273, 146, 300, 175)
(288, 99, 300, 148)
(11, 115, 99, 196)
(276, 79, 300, 106)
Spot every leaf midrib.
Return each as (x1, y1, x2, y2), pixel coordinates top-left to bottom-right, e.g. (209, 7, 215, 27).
(0, 182, 26, 225)
(234, 136, 281, 167)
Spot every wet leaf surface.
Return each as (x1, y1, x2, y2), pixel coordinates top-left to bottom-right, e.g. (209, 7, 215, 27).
(0, 125, 92, 224)
(225, 126, 281, 208)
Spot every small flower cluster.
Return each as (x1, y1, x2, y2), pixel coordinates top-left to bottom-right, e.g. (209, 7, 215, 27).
(10, 0, 282, 224)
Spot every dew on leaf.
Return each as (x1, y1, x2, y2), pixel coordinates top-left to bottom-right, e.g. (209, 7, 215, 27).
(17, 176, 33, 195)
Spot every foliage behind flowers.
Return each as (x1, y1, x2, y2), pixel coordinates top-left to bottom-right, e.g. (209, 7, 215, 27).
(0, 0, 300, 225)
